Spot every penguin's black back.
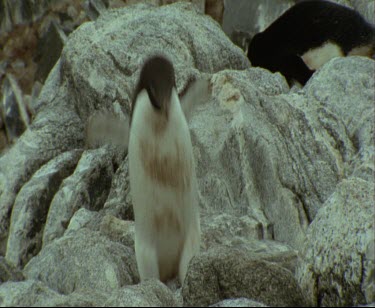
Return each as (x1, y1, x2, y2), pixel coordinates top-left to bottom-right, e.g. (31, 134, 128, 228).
(248, 0, 375, 85)
(264, 0, 373, 53)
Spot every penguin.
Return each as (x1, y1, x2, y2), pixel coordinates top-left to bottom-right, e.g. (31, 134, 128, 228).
(248, 0, 375, 86)
(128, 55, 201, 284)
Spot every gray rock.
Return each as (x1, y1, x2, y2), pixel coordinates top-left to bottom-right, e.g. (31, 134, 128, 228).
(296, 178, 374, 307)
(210, 298, 268, 307)
(0, 257, 24, 284)
(332, 0, 375, 23)
(0, 74, 30, 143)
(24, 228, 139, 294)
(66, 208, 98, 233)
(61, 2, 248, 121)
(104, 279, 179, 306)
(0, 1, 13, 33)
(201, 214, 300, 274)
(42, 147, 114, 247)
(222, 0, 295, 50)
(304, 57, 375, 182)
(0, 0, 50, 33)
(0, 61, 84, 255)
(0, 280, 63, 307)
(5, 149, 82, 268)
(201, 213, 263, 250)
(99, 215, 135, 249)
(182, 246, 308, 307)
(102, 155, 134, 221)
(0, 279, 106, 307)
(34, 20, 67, 84)
(84, 0, 108, 21)
(192, 57, 373, 250)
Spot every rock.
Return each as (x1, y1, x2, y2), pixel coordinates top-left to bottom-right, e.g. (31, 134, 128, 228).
(222, 0, 295, 50)
(200, 214, 301, 276)
(161, 0, 205, 13)
(192, 57, 373, 250)
(61, 2, 248, 120)
(296, 178, 374, 307)
(332, 0, 375, 23)
(84, 0, 108, 20)
(0, 1, 13, 33)
(0, 0, 78, 34)
(304, 57, 375, 183)
(210, 298, 268, 307)
(99, 215, 135, 249)
(24, 228, 139, 294)
(66, 207, 98, 233)
(34, 20, 67, 83)
(0, 257, 24, 283)
(182, 246, 308, 307)
(5, 149, 82, 268)
(0, 280, 64, 307)
(102, 156, 134, 221)
(0, 60, 84, 255)
(104, 279, 179, 306)
(201, 213, 263, 250)
(42, 147, 115, 247)
(0, 279, 106, 306)
(0, 74, 30, 142)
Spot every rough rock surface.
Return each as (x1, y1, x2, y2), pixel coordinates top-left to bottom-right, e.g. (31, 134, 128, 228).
(104, 279, 179, 306)
(296, 178, 374, 307)
(182, 247, 307, 307)
(0, 257, 24, 284)
(0, 1, 373, 307)
(0, 279, 106, 306)
(5, 149, 82, 267)
(210, 298, 268, 307)
(42, 146, 115, 247)
(24, 228, 139, 294)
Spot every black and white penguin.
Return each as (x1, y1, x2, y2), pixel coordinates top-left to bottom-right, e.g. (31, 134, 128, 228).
(128, 55, 201, 284)
(248, 0, 375, 85)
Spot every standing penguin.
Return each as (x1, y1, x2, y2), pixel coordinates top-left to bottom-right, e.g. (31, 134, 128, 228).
(128, 55, 201, 284)
(248, 0, 375, 85)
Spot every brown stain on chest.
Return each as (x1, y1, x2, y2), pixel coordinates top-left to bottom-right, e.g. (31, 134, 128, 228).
(139, 139, 192, 191)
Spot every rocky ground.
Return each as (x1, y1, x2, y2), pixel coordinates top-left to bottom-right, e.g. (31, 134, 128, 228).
(0, 0, 374, 307)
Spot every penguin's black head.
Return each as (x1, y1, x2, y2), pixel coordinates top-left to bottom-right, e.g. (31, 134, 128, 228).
(133, 55, 176, 117)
